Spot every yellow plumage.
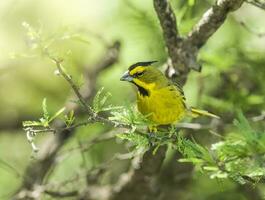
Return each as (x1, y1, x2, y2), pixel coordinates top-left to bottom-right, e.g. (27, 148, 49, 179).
(120, 61, 219, 127)
(137, 84, 186, 125)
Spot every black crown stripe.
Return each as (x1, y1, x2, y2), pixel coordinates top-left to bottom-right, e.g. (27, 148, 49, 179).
(128, 61, 158, 71)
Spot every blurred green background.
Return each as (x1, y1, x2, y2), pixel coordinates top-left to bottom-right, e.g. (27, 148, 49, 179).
(0, 0, 264, 199)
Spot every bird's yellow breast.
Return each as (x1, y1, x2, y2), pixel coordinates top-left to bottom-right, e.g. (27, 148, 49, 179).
(137, 86, 186, 125)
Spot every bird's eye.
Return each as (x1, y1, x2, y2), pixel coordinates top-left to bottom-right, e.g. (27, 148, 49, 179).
(136, 71, 144, 77)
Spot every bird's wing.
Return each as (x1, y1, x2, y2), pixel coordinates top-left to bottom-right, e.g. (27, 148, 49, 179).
(166, 81, 187, 109)
(172, 81, 185, 99)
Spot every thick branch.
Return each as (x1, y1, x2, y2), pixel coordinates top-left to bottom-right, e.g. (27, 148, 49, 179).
(154, 0, 244, 84)
(187, 0, 244, 48)
(153, 0, 184, 73)
(153, 0, 181, 70)
(151, 1, 244, 199)
(153, 0, 201, 84)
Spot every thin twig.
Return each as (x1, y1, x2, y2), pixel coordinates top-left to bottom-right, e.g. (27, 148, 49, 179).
(15, 41, 121, 197)
(44, 190, 78, 198)
(51, 57, 94, 116)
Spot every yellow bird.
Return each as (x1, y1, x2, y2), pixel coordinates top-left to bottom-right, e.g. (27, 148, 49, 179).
(120, 61, 219, 129)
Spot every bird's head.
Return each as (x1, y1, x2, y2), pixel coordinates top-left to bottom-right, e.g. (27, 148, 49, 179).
(120, 61, 167, 93)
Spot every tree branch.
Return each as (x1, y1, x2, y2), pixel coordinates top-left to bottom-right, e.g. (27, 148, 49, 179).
(51, 58, 93, 116)
(14, 0, 256, 198)
(14, 41, 120, 199)
(187, 0, 244, 48)
(153, 0, 201, 84)
(154, 0, 244, 85)
(151, 1, 247, 200)
(153, 0, 182, 70)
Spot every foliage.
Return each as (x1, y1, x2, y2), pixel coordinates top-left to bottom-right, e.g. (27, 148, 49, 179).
(23, 98, 65, 128)
(1, 1, 265, 199)
(111, 108, 265, 185)
(116, 131, 149, 149)
(20, 28, 265, 183)
(176, 112, 265, 185)
(92, 87, 121, 114)
(109, 104, 154, 127)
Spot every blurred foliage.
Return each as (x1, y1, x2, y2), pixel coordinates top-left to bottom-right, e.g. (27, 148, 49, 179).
(114, 110, 265, 185)
(23, 98, 65, 128)
(0, 0, 265, 199)
(178, 112, 265, 185)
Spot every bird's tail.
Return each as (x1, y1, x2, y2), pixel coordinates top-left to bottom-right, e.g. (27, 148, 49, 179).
(190, 107, 220, 119)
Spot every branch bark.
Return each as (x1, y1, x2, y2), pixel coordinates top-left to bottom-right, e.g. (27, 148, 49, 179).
(187, 0, 244, 48)
(151, 0, 247, 199)
(154, 0, 244, 85)
(153, 0, 184, 73)
(153, 0, 200, 84)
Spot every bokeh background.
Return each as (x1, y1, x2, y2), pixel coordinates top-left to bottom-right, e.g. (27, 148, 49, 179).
(0, 0, 265, 199)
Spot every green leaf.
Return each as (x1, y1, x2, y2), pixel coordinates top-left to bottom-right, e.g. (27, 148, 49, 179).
(24, 99, 65, 128)
(229, 174, 246, 184)
(178, 158, 204, 164)
(176, 133, 214, 164)
(42, 98, 49, 121)
(92, 87, 113, 114)
(64, 110, 75, 127)
(40, 118, 49, 127)
(234, 110, 256, 140)
(203, 166, 219, 171)
(117, 132, 149, 149)
(210, 171, 228, 179)
(109, 104, 153, 127)
(22, 121, 43, 127)
(49, 107, 65, 122)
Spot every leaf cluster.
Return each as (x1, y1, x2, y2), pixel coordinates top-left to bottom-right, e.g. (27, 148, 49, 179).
(175, 112, 265, 185)
(111, 105, 265, 185)
(23, 98, 65, 128)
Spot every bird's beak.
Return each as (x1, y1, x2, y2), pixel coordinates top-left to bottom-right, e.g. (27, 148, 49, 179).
(120, 70, 133, 82)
